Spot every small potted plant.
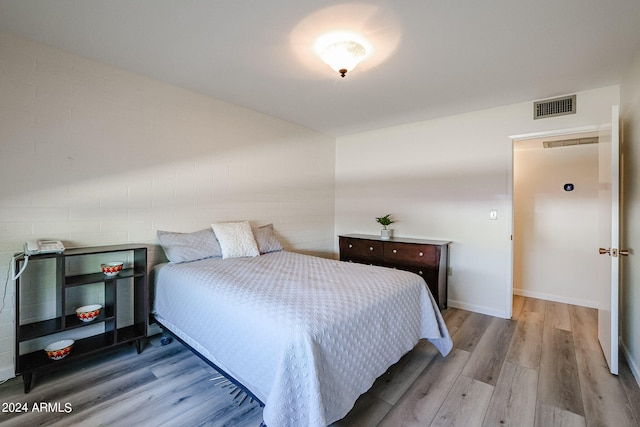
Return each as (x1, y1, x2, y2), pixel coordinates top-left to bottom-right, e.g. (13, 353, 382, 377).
(375, 214, 395, 240)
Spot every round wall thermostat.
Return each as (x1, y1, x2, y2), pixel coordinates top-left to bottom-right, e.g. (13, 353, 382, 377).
(564, 183, 574, 191)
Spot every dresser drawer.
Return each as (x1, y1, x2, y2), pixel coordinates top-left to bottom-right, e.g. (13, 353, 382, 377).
(383, 242, 437, 267)
(339, 237, 384, 264)
(398, 265, 439, 299)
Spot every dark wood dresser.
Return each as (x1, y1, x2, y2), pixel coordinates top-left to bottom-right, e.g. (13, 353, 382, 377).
(339, 234, 450, 309)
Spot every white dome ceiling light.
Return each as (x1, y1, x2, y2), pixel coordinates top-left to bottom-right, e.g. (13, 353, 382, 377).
(290, 4, 401, 80)
(319, 40, 367, 77)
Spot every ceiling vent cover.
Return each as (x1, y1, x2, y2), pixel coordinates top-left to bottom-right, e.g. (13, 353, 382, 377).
(534, 95, 576, 119)
(543, 136, 598, 149)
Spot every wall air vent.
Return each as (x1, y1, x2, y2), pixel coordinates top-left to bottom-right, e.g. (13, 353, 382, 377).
(533, 95, 576, 119)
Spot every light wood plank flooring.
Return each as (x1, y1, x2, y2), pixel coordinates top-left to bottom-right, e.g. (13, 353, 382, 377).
(1, 297, 639, 426)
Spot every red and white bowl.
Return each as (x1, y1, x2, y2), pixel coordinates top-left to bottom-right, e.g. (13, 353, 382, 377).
(76, 304, 102, 322)
(44, 339, 74, 360)
(101, 262, 123, 276)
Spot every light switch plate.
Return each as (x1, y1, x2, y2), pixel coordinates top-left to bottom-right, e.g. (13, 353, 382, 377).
(490, 210, 498, 220)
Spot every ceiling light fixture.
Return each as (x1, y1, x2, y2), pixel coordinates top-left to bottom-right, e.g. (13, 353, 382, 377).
(319, 40, 367, 77)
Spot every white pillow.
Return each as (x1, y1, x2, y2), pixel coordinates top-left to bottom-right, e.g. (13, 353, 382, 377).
(211, 221, 260, 259)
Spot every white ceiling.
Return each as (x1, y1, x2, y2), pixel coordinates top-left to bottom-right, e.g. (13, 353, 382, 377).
(1, 1, 640, 137)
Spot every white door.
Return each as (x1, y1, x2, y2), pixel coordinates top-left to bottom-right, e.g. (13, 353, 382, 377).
(597, 105, 620, 375)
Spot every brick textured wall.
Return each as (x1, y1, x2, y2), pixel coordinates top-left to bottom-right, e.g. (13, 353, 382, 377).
(0, 32, 336, 380)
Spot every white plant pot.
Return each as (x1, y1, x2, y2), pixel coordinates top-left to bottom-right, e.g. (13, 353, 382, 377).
(380, 229, 392, 240)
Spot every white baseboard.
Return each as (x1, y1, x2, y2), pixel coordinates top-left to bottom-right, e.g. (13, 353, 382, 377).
(513, 288, 598, 308)
(620, 340, 640, 388)
(450, 289, 599, 320)
(447, 299, 510, 319)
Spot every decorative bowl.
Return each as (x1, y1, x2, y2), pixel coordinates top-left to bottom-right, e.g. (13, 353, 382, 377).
(44, 339, 74, 360)
(75, 304, 102, 322)
(101, 262, 123, 276)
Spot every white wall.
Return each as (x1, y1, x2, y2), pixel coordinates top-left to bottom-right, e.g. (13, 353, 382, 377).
(0, 33, 335, 381)
(513, 142, 600, 306)
(620, 45, 640, 384)
(335, 85, 619, 318)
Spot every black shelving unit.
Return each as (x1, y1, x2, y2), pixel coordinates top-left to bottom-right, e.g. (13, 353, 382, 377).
(14, 244, 148, 393)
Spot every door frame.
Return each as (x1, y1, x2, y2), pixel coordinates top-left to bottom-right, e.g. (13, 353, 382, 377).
(508, 125, 601, 317)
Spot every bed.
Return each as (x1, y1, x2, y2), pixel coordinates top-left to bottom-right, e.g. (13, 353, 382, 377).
(152, 224, 452, 427)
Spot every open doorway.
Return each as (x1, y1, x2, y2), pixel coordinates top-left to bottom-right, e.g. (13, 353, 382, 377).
(512, 130, 601, 307)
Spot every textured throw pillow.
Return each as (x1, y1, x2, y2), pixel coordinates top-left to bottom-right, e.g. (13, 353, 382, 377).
(157, 228, 222, 263)
(211, 221, 260, 259)
(253, 224, 283, 254)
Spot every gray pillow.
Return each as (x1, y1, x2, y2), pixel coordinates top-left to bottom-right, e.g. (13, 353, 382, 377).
(253, 224, 283, 254)
(157, 228, 222, 263)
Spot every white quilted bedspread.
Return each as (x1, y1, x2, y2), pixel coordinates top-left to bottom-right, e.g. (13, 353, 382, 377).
(153, 251, 452, 427)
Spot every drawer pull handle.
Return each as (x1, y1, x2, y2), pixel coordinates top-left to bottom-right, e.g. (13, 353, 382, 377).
(369, 247, 374, 251)
(418, 270, 423, 275)
(393, 249, 397, 254)
(348, 244, 353, 248)
(419, 252, 424, 256)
